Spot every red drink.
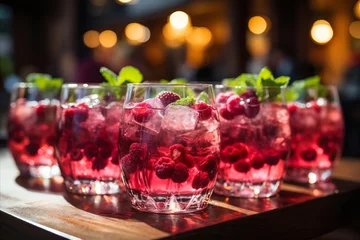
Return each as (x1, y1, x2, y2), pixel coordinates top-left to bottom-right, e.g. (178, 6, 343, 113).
(286, 96, 344, 183)
(119, 84, 220, 213)
(8, 84, 60, 178)
(214, 87, 290, 198)
(57, 85, 124, 195)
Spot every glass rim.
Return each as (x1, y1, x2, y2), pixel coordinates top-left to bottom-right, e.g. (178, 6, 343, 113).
(214, 84, 287, 90)
(127, 83, 214, 88)
(12, 82, 36, 89)
(62, 83, 127, 89)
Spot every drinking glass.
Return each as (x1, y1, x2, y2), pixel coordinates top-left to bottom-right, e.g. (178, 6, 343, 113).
(119, 83, 220, 213)
(214, 85, 291, 198)
(7, 82, 60, 178)
(285, 86, 344, 183)
(56, 84, 125, 195)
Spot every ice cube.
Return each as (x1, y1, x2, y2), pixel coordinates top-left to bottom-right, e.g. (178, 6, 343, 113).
(77, 94, 101, 107)
(161, 105, 199, 132)
(144, 97, 164, 109)
(83, 106, 105, 132)
(106, 102, 123, 125)
(15, 101, 37, 125)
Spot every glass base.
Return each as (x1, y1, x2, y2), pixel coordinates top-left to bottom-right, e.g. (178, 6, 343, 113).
(214, 179, 281, 198)
(64, 179, 121, 195)
(16, 162, 61, 178)
(128, 189, 213, 214)
(285, 167, 332, 184)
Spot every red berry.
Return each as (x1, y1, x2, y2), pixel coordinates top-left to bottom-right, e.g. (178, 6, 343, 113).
(245, 97, 260, 118)
(70, 148, 83, 161)
(193, 102, 212, 120)
(131, 102, 154, 123)
(326, 148, 338, 162)
(129, 142, 148, 162)
(301, 149, 317, 162)
(317, 135, 332, 152)
(46, 135, 56, 146)
(99, 145, 113, 159)
(232, 143, 249, 160)
(263, 124, 278, 138)
(121, 154, 137, 174)
(192, 171, 210, 189)
(264, 150, 280, 166)
(198, 155, 217, 173)
(250, 153, 265, 169)
(288, 103, 297, 114)
(234, 160, 250, 173)
(146, 158, 157, 170)
(169, 144, 186, 160)
(219, 106, 235, 120)
(12, 130, 25, 143)
(154, 157, 175, 179)
(84, 143, 99, 159)
(157, 91, 181, 106)
(36, 105, 46, 120)
(226, 95, 245, 116)
(279, 150, 289, 160)
(111, 151, 119, 165)
(221, 146, 241, 163)
(92, 157, 108, 171)
(171, 163, 189, 183)
(215, 92, 235, 104)
(25, 142, 40, 156)
(240, 90, 257, 100)
(182, 154, 195, 168)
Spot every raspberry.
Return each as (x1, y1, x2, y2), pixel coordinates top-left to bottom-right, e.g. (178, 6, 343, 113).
(198, 155, 217, 173)
(74, 103, 89, 123)
(72, 126, 89, 143)
(129, 143, 148, 162)
(171, 163, 189, 183)
(25, 142, 40, 156)
(250, 153, 265, 169)
(154, 157, 175, 179)
(70, 148, 83, 161)
(226, 95, 245, 116)
(287, 103, 297, 115)
(58, 136, 72, 155)
(232, 143, 249, 160)
(301, 149, 317, 162)
(193, 102, 212, 120)
(317, 135, 332, 152)
(192, 171, 210, 189)
(131, 102, 154, 123)
(36, 105, 46, 120)
(219, 106, 235, 120)
(111, 151, 119, 165)
(245, 96, 260, 118)
(263, 124, 278, 138)
(146, 158, 157, 170)
(264, 150, 280, 166)
(234, 160, 250, 173)
(12, 130, 25, 143)
(121, 154, 137, 174)
(92, 157, 108, 171)
(240, 90, 257, 100)
(181, 154, 195, 168)
(99, 145, 113, 159)
(326, 148, 337, 162)
(221, 146, 241, 163)
(279, 150, 289, 160)
(157, 91, 181, 106)
(215, 92, 235, 104)
(84, 143, 99, 159)
(169, 144, 186, 161)
(46, 135, 56, 146)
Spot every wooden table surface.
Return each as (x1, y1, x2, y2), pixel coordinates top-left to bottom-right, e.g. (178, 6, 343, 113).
(0, 148, 359, 240)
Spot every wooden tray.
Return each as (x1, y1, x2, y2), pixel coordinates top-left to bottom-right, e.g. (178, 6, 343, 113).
(1, 149, 359, 240)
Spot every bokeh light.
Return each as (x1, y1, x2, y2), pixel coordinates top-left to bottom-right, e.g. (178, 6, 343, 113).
(349, 21, 360, 39)
(248, 16, 267, 34)
(169, 11, 190, 30)
(125, 23, 150, 45)
(99, 30, 117, 48)
(83, 30, 100, 48)
(117, 0, 138, 4)
(186, 27, 212, 48)
(310, 20, 333, 44)
(162, 23, 187, 48)
(355, 1, 360, 19)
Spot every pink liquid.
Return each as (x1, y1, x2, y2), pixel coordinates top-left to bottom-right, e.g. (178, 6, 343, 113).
(57, 102, 122, 194)
(286, 101, 344, 183)
(8, 99, 59, 177)
(119, 104, 220, 213)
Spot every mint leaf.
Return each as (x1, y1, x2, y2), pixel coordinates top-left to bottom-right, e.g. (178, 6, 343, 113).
(281, 88, 299, 102)
(172, 96, 195, 106)
(197, 91, 210, 104)
(118, 66, 143, 85)
(256, 67, 274, 87)
(100, 67, 118, 86)
(169, 78, 187, 84)
(26, 73, 63, 99)
(26, 73, 51, 83)
(160, 79, 169, 83)
(290, 75, 327, 100)
(292, 75, 320, 90)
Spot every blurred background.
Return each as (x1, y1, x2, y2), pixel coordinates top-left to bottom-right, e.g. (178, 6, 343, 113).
(0, 0, 359, 157)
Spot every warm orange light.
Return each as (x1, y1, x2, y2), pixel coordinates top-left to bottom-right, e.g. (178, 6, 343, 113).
(310, 20, 333, 44)
(355, 1, 360, 19)
(186, 27, 212, 48)
(248, 16, 267, 34)
(90, 0, 106, 7)
(125, 23, 150, 45)
(99, 30, 117, 48)
(349, 21, 360, 39)
(169, 11, 190, 30)
(83, 30, 100, 48)
(118, 0, 133, 3)
(162, 23, 187, 48)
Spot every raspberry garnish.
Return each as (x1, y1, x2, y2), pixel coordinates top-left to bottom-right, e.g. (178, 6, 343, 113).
(84, 143, 99, 159)
(198, 155, 217, 173)
(121, 154, 137, 174)
(70, 148, 83, 161)
(232, 143, 249, 159)
(169, 144, 186, 160)
(193, 102, 212, 120)
(245, 96, 260, 118)
(171, 163, 189, 183)
(240, 90, 257, 100)
(92, 157, 108, 171)
(234, 160, 250, 173)
(131, 102, 154, 123)
(111, 151, 119, 165)
(192, 171, 210, 189)
(264, 150, 280, 166)
(219, 106, 235, 120)
(25, 142, 40, 156)
(226, 95, 245, 116)
(99, 145, 113, 159)
(215, 92, 235, 104)
(154, 157, 175, 179)
(157, 91, 181, 106)
(250, 153, 265, 169)
(301, 148, 317, 162)
(221, 146, 241, 163)
(129, 142, 148, 162)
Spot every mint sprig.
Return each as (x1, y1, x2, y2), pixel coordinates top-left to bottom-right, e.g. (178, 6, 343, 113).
(172, 96, 196, 106)
(287, 75, 328, 101)
(26, 73, 63, 99)
(160, 78, 188, 84)
(197, 92, 210, 104)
